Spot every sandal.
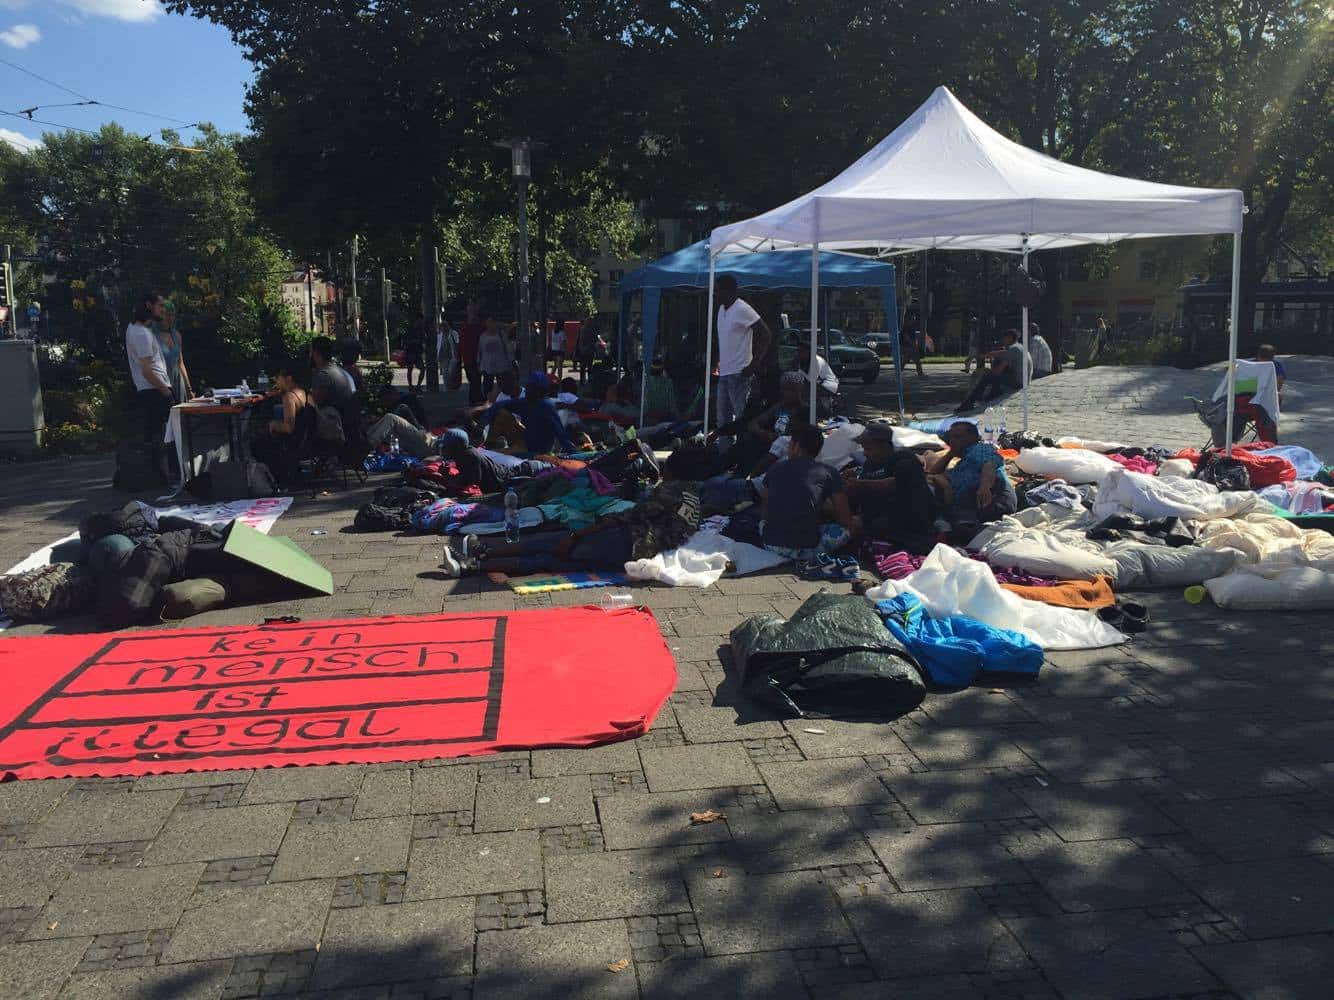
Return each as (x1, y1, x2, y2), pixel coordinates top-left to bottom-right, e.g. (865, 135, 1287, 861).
(1119, 600, 1150, 634)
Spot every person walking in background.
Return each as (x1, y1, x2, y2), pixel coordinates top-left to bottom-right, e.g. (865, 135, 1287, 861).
(575, 316, 597, 384)
(438, 317, 460, 390)
(478, 315, 513, 399)
(458, 302, 484, 404)
(403, 318, 426, 390)
(962, 314, 983, 374)
(549, 316, 568, 377)
(156, 299, 192, 402)
(126, 291, 172, 443)
(712, 274, 773, 439)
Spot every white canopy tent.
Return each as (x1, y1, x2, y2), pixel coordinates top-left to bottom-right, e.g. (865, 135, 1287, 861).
(707, 86, 1247, 447)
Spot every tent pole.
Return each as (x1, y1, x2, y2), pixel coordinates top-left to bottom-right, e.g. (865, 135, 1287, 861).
(704, 253, 716, 437)
(1224, 232, 1242, 457)
(809, 240, 821, 423)
(1021, 238, 1030, 434)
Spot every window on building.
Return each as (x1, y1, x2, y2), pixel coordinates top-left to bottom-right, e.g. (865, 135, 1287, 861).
(1137, 255, 1157, 281)
(608, 269, 624, 299)
(591, 275, 602, 303)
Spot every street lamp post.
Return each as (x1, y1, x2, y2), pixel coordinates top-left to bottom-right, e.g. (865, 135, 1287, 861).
(495, 138, 538, 374)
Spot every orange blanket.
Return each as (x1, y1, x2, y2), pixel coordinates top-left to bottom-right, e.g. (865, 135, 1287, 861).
(1000, 576, 1115, 609)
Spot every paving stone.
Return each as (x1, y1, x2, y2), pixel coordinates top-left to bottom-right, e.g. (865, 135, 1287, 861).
(132, 770, 253, 791)
(473, 776, 596, 832)
(312, 897, 474, 988)
(901, 730, 1030, 771)
(1014, 736, 1164, 783)
(407, 830, 542, 899)
(672, 703, 787, 743)
(841, 887, 1026, 977)
(63, 960, 231, 1000)
(161, 881, 332, 963)
(727, 808, 875, 872)
(589, 771, 648, 797)
(474, 888, 545, 931)
(177, 784, 247, 811)
(74, 927, 172, 972)
(637, 952, 810, 998)
(75, 841, 148, 869)
(640, 744, 760, 792)
(627, 910, 704, 962)
(474, 919, 636, 1000)
(1007, 913, 1217, 999)
(782, 718, 913, 759)
(0, 937, 90, 1000)
(1016, 838, 1194, 913)
(269, 816, 410, 882)
(35, 863, 204, 939)
(545, 850, 687, 923)
(819, 975, 983, 999)
(1179, 857, 1334, 938)
(291, 796, 356, 824)
(531, 742, 641, 777)
(221, 948, 314, 998)
(0, 780, 72, 825)
(794, 943, 878, 991)
(412, 811, 475, 839)
(143, 803, 292, 864)
(688, 870, 855, 954)
(1013, 780, 1181, 842)
(331, 871, 407, 908)
(538, 822, 606, 856)
(757, 758, 889, 809)
(1194, 935, 1334, 999)
(596, 789, 737, 850)
(24, 789, 182, 847)
(354, 768, 413, 818)
(920, 690, 1038, 727)
(411, 765, 478, 814)
(868, 823, 1029, 890)
(1159, 798, 1334, 861)
(885, 771, 1032, 824)
(743, 736, 805, 765)
(0, 847, 82, 908)
(239, 764, 365, 804)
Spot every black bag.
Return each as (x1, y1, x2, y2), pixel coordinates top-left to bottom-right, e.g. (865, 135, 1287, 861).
(188, 460, 277, 501)
(1195, 453, 1250, 492)
(372, 486, 435, 508)
(112, 441, 165, 492)
(730, 591, 925, 720)
(354, 503, 414, 532)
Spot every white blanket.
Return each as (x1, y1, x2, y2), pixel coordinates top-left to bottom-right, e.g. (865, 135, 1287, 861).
(1092, 468, 1262, 522)
(863, 544, 1124, 651)
(1206, 563, 1334, 610)
(1196, 511, 1334, 566)
(625, 530, 786, 588)
(1213, 359, 1280, 424)
(1014, 447, 1120, 484)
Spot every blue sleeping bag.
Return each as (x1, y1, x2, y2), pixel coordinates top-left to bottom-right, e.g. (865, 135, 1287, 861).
(875, 593, 1042, 688)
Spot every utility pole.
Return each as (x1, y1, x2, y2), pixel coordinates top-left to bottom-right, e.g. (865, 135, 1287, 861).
(349, 235, 361, 340)
(419, 230, 440, 392)
(380, 267, 391, 363)
(1, 244, 14, 339)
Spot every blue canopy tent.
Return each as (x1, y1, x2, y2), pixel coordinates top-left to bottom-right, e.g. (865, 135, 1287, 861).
(618, 240, 902, 429)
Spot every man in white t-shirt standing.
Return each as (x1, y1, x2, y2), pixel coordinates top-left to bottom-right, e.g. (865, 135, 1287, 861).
(713, 274, 773, 434)
(125, 290, 172, 443)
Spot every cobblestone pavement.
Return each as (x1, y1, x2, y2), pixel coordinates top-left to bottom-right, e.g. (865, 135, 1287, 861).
(3, 373, 1334, 998)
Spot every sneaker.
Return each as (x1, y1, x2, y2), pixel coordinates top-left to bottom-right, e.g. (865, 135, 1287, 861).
(440, 538, 478, 578)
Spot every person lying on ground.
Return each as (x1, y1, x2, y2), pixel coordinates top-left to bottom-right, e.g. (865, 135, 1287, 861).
(953, 330, 1031, 413)
(437, 429, 552, 494)
(480, 371, 576, 454)
(439, 450, 701, 578)
(377, 386, 429, 428)
(843, 422, 938, 554)
(923, 421, 1017, 538)
(758, 423, 854, 561)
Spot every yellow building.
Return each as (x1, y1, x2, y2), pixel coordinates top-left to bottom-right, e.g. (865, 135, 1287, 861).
(1059, 236, 1213, 337)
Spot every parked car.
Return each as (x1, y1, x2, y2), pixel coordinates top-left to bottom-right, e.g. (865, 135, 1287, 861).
(778, 328, 880, 384)
(860, 331, 897, 356)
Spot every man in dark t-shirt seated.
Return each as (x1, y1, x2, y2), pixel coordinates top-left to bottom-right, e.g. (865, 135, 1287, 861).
(844, 423, 938, 554)
(760, 424, 854, 561)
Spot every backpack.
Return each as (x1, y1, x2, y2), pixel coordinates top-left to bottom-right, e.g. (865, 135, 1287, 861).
(354, 503, 414, 532)
(0, 563, 97, 621)
(1195, 453, 1250, 492)
(315, 404, 347, 445)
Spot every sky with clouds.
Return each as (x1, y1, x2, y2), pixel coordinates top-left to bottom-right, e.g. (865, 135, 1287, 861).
(0, 0, 252, 152)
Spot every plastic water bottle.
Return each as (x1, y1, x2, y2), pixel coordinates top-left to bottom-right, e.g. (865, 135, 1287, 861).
(389, 435, 401, 457)
(504, 487, 520, 543)
(982, 416, 995, 445)
(240, 377, 250, 394)
(257, 370, 270, 393)
(995, 406, 1008, 446)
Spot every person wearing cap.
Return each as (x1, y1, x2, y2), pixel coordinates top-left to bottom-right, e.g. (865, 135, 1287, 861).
(437, 430, 551, 493)
(479, 370, 575, 454)
(845, 423, 938, 553)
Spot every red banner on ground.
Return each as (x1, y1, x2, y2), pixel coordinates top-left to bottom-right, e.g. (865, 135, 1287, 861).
(0, 607, 676, 780)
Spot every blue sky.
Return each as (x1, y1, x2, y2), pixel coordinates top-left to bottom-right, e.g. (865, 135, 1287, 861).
(0, 0, 252, 152)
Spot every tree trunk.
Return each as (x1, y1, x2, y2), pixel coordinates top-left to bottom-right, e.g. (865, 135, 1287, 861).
(419, 227, 439, 391)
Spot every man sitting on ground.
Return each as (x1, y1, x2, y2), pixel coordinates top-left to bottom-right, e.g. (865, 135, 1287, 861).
(760, 423, 854, 561)
(1028, 323, 1053, 379)
(844, 423, 938, 554)
(378, 385, 429, 428)
(954, 330, 1030, 413)
(481, 371, 575, 454)
(924, 421, 1017, 538)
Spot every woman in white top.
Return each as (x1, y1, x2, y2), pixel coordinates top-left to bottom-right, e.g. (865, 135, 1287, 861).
(125, 291, 172, 442)
(477, 316, 513, 398)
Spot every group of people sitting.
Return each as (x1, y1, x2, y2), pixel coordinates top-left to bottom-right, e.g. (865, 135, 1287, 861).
(954, 323, 1054, 413)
